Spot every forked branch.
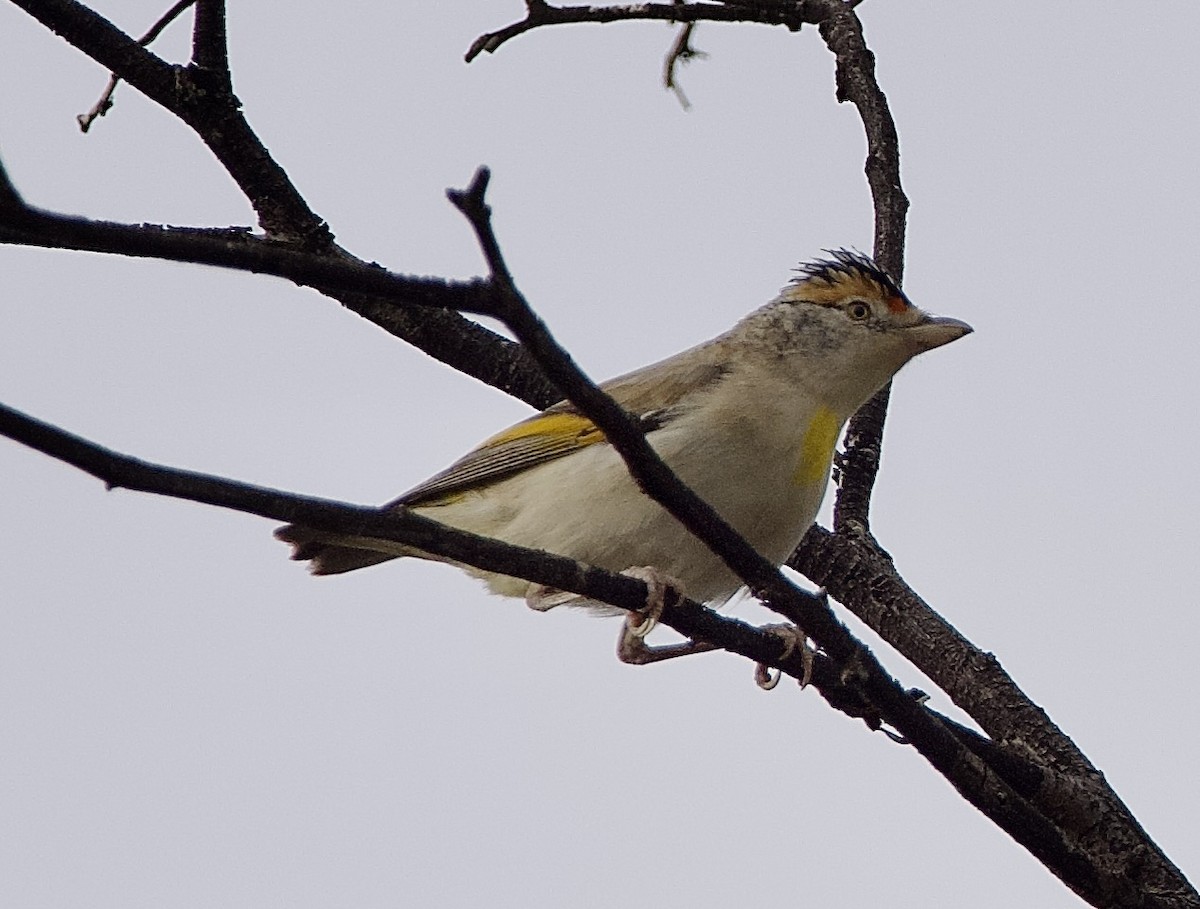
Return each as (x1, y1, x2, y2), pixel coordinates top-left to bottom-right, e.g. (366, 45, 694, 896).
(77, 0, 196, 131)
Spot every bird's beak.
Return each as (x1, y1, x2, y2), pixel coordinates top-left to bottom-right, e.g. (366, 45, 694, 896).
(905, 313, 973, 352)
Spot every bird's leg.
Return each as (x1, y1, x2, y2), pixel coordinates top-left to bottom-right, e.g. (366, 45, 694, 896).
(754, 623, 815, 690)
(616, 567, 722, 665)
(618, 634, 720, 665)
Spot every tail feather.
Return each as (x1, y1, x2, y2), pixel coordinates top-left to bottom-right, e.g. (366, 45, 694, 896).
(274, 524, 406, 576)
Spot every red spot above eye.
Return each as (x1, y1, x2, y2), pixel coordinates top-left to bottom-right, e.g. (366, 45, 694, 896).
(886, 296, 908, 314)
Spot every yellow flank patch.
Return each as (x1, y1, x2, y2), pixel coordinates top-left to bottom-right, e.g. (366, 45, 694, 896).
(794, 407, 842, 487)
(485, 411, 605, 447)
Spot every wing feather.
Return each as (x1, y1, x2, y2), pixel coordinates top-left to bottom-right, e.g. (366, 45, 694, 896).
(394, 412, 604, 506)
(393, 349, 730, 508)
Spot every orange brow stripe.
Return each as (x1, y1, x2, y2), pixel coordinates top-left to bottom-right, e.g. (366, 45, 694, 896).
(886, 295, 908, 314)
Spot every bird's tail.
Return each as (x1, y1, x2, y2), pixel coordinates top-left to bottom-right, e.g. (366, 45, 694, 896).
(274, 524, 409, 575)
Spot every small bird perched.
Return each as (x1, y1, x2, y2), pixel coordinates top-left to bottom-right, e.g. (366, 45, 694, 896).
(277, 250, 970, 659)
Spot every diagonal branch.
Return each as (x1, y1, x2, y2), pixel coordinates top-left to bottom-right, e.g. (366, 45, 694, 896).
(791, 524, 1197, 909)
(798, 525, 1094, 772)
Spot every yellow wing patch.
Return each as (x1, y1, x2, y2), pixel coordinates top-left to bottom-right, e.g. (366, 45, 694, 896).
(393, 410, 607, 508)
(484, 411, 605, 447)
(794, 407, 842, 487)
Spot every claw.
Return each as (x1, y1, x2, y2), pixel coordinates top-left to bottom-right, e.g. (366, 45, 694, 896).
(616, 567, 708, 665)
(619, 566, 678, 639)
(755, 624, 815, 690)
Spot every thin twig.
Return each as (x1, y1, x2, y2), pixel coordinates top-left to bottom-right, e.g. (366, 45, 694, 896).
(663, 21, 707, 109)
(77, 0, 197, 132)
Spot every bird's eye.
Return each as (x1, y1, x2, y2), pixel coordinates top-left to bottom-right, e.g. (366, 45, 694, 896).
(846, 301, 872, 321)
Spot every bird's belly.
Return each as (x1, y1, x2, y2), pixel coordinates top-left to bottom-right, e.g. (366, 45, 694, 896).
(416, 425, 831, 604)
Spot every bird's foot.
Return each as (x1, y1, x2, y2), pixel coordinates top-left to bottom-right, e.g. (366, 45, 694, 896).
(616, 567, 710, 665)
(754, 623, 815, 690)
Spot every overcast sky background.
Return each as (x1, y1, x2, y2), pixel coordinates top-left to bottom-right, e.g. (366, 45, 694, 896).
(2, 3, 1198, 907)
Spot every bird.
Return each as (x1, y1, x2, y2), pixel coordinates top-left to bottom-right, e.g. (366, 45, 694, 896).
(276, 250, 970, 663)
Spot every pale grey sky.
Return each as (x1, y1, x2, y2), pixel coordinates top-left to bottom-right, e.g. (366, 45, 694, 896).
(2, 3, 1197, 907)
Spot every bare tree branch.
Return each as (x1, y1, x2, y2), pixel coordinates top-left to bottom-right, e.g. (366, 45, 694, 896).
(465, 0, 814, 63)
(0, 404, 721, 648)
(792, 524, 1199, 908)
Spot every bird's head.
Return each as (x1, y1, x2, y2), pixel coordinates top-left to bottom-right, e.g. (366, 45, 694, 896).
(736, 250, 972, 413)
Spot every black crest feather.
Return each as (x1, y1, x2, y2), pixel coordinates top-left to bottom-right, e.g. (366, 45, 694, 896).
(793, 249, 904, 300)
